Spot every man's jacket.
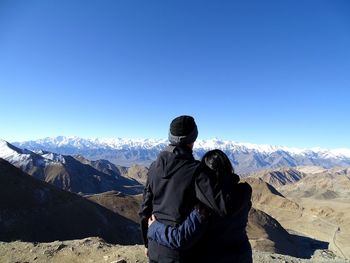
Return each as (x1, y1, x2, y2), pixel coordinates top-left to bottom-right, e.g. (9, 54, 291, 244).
(139, 145, 200, 248)
(147, 169, 253, 263)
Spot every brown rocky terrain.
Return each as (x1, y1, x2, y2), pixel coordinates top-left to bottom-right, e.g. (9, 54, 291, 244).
(278, 170, 350, 260)
(0, 237, 348, 263)
(279, 169, 350, 200)
(250, 167, 306, 188)
(250, 166, 350, 260)
(85, 191, 143, 224)
(0, 158, 140, 244)
(242, 177, 302, 222)
(247, 208, 300, 257)
(2, 156, 350, 261)
(124, 164, 149, 185)
(240, 177, 337, 259)
(0, 157, 310, 258)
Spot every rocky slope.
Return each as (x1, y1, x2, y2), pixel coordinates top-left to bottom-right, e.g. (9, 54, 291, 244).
(85, 191, 143, 224)
(279, 169, 350, 200)
(242, 177, 301, 211)
(247, 208, 300, 257)
(2, 152, 349, 261)
(123, 164, 149, 185)
(0, 159, 140, 244)
(1, 237, 348, 263)
(250, 167, 306, 188)
(250, 166, 350, 260)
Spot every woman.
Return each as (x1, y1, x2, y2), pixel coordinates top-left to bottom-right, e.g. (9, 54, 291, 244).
(147, 149, 252, 263)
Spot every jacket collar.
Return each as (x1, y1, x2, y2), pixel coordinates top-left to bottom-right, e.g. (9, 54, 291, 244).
(166, 144, 194, 159)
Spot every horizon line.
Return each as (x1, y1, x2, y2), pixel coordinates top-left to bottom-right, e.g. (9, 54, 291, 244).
(5, 135, 350, 152)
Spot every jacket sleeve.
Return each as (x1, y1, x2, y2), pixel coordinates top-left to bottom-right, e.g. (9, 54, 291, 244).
(147, 209, 208, 250)
(139, 169, 154, 248)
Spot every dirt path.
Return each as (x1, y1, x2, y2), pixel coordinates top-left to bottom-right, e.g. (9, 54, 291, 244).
(311, 214, 348, 260)
(333, 227, 347, 260)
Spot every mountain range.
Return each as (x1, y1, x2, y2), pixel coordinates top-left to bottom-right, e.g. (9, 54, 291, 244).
(12, 136, 350, 173)
(2, 138, 349, 259)
(0, 139, 143, 195)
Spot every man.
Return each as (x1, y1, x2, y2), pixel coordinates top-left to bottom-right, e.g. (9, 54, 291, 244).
(139, 115, 200, 263)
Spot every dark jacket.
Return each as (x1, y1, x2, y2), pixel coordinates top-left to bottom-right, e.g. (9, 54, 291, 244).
(139, 145, 200, 256)
(148, 168, 253, 263)
(147, 209, 208, 250)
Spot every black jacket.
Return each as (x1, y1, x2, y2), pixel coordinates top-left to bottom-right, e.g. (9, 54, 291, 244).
(139, 145, 200, 248)
(148, 167, 252, 263)
(192, 169, 253, 263)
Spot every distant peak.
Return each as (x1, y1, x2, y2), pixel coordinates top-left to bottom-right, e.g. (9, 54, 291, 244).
(12, 136, 350, 158)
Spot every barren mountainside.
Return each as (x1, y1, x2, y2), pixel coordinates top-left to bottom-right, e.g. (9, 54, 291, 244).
(250, 167, 306, 188)
(2, 138, 350, 261)
(280, 170, 350, 200)
(0, 158, 140, 244)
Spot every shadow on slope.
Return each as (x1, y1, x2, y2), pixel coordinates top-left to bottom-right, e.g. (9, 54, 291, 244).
(248, 208, 329, 259)
(290, 233, 329, 258)
(247, 208, 299, 257)
(0, 158, 141, 244)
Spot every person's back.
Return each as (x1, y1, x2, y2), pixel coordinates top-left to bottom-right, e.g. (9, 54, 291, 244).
(147, 149, 253, 263)
(148, 146, 199, 226)
(139, 115, 200, 263)
(192, 181, 252, 263)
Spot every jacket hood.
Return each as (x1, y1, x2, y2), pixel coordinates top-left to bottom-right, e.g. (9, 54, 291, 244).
(152, 145, 197, 179)
(195, 167, 252, 217)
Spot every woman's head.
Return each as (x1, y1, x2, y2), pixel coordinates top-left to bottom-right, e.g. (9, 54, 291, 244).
(201, 149, 239, 184)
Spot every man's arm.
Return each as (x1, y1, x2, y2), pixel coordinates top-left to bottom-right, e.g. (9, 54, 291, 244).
(147, 208, 208, 250)
(139, 171, 154, 248)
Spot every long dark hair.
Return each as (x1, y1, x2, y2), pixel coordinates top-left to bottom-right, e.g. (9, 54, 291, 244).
(201, 149, 239, 213)
(202, 149, 234, 177)
(201, 149, 240, 195)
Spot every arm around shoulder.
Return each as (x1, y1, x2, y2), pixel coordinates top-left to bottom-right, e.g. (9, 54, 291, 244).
(147, 209, 208, 250)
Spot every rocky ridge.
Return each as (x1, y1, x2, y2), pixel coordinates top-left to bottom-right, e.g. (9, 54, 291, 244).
(0, 237, 348, 263)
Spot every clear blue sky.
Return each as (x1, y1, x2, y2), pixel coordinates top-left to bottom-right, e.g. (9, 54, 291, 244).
(0, 0, 349, 148)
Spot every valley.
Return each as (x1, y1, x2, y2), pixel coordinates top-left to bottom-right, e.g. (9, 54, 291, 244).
(1, 138, 350, 262)
(247, 167, 350, 260)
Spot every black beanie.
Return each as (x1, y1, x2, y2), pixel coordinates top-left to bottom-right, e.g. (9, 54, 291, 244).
(168, 115, 198, 145)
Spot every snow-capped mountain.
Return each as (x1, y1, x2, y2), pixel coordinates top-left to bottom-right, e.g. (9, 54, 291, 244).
(11, 136, 350, 174)
(0, 139, 143, 194)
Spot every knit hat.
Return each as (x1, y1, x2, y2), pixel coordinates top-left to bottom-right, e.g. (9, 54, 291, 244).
(168, 115, 198, 145)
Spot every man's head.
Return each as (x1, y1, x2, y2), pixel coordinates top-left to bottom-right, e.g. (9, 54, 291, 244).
(168, 115, 198, 147)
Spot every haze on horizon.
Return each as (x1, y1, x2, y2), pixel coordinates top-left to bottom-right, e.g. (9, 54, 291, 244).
(1, 1, 349, 149)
